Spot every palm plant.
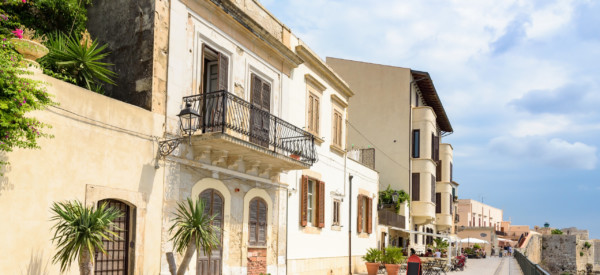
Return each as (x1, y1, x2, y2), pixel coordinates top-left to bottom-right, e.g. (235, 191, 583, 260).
(40, 31, 116, 92)
(168, 197, 221, 275)
(50, 200, 123, 275)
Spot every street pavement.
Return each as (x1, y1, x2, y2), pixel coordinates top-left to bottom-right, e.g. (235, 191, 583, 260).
(354, 255, 523, 275)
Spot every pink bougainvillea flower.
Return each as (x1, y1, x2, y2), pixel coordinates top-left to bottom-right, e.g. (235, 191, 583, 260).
(12, 29, 23, 39)
(22, 0, 27, 3)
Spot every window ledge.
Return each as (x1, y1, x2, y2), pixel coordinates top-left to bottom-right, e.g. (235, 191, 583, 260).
(302, 225, 322, 234)
(331, 225, 342, 231)
(313, 135, 324, 145)
(330, 144, 345, 155)
(247, 245, 267, 249)
(357, 232, 370, 238)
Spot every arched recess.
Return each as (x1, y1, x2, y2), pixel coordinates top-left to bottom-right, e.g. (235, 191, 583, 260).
(85, 185, 146, 274)
(190, 178, 231, 274)
(241, 188, 273, 269)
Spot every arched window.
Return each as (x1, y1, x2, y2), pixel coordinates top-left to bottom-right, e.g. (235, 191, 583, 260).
(248, 198, 267, 246)
(95, 199, 134, 275)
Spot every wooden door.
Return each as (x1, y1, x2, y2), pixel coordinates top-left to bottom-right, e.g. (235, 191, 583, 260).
(95, 199, 131, 275)
(250, 74, 271, 147)
(197, 189, 224, 275)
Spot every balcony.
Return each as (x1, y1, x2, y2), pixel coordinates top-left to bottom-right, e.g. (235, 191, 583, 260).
(180, 90, 317, 172)
(412, 201, 435, 225)
(436, 214, 452, 230)
(378, 209, 405, 229)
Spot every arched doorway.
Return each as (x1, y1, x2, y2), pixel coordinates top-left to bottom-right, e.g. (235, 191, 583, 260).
(95, 199, 134, 274)
(197, 189, 224, 275)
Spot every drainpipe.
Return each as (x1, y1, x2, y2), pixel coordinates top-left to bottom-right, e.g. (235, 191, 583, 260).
(285, 183, 289, 275)
(348, 174, 354, 275)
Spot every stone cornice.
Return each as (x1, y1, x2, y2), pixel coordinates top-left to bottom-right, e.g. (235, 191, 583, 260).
(295, 44, 354, 97)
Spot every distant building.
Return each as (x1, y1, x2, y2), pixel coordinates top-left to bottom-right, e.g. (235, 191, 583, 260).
(456, 199, 503, 230)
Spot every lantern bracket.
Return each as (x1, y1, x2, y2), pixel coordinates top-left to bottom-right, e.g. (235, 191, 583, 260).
(158, 137, 184, 157)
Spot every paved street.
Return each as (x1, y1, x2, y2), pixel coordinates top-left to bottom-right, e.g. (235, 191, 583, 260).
(356, 256, 523, 275)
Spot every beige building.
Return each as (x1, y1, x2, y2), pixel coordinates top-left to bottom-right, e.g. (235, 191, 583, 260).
(456, 199, 503, 231)
(0, 0, 381, 274)
(327, 58, 456, 253)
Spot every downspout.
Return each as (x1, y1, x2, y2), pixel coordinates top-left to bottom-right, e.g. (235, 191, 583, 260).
(348, 174, 354, 275)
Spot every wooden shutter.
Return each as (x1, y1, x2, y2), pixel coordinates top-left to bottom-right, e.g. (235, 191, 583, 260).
(301, 176, 308, 226)
(314, 97, 320, 134)
(431, 133, 435, 159)
(433, 135, 439, 161)
(249, 200, 257, 245)
(431, 175, 436, 203)
(436, 193, 441, 213)
(436, 160, 442, 182)
(357, 195, 363, 233)
(412, 130, 420, 158)
(217, 53, 228, 91)
(317, 180, 325, 228)
(367, 197, 372, 234)
(308, 95, 314, 132)
(333, 113, 338, 146)
(258, 200, 267, 245)
(412, 173, 420, 201)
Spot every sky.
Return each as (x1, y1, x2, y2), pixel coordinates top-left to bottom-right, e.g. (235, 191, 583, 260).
(261, 0, 600, 238)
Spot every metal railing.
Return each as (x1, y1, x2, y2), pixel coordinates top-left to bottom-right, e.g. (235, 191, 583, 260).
(514, 250, 550, 275)
(183, 90, 318, 165)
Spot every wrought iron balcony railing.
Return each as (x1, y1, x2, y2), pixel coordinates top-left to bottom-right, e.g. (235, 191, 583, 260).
(183, 90, 318, 165)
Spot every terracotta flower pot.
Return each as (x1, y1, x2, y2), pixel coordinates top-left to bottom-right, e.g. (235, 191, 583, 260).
(290, 154, 301, 160)
(10, 38, 49, 72)
(365, 262, 379, 275)
(385, 264, 400, 275)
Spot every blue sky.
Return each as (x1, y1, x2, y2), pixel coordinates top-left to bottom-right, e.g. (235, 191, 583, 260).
(261, 0, 600, 238)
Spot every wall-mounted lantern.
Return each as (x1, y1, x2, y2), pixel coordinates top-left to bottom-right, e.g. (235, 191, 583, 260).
(158, 102, 201, 157)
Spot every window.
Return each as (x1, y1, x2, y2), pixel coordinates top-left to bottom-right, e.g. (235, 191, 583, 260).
(307, 92, 320, 135)
(431, 133, 439, 161)
(449, 194, 453, 215)
(249, 198, 267, 246)
(412, 130, 420, 158)
(412, 173, 420, 201)
(357, 194, 372, 234)
(332, 199, 341, 226)
(332, 110, 343, 148)
(300, 176, 325, 228)
(201, 45, 228, 94)
(450, 162, 453, 181)
(414, 225, 419, 244)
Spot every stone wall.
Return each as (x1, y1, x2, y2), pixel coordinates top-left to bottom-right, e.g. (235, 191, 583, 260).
(247, 248, 267, 275)
(522, 234, 542, 264)
(541, 235, 578, 274)
(576, 239, 594, 273)
(87, 0, 169, 114)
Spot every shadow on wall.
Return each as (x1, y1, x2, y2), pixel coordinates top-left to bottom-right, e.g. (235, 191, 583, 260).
(138, 163, 158, 200)
(22, 249, 50, 275)
(0, 152, 14, 197)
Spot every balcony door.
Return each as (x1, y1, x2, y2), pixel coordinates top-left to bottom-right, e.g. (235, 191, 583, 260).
(201, 45, 228, 131)
(250, 74, 271, 147)
(197, 189, 224, 275)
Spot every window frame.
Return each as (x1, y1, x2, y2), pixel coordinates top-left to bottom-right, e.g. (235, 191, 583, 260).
(307, 179, 316, 226)
(412, 129, 420, 158)
(332, 199, 341, 226)
(332, 109, 343, 149)
(248, 197, 268, 247)
(306, 88, 321, 136)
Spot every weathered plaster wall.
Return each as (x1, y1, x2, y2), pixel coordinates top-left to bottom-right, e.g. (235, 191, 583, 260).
(0, 72, 165, 274)
(522, 233, 542, 264)
(541, 235, 578, 274)
(576, 239, 594, 273)
(87, 0, 169, 114)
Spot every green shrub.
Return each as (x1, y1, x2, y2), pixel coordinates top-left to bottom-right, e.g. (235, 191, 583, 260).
(584, 242, 592, 249)
(551, 229, 563, 235)
(0, 38, 55, 169)
(39, 31, 115, 93)
(362, 248, 382, 263)
(382, 246, 404, 264)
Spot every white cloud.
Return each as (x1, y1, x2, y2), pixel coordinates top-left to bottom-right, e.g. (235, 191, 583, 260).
(489, 136, 597, 170)
(526, 0, 575, 39)
(510, 114, 571, 137)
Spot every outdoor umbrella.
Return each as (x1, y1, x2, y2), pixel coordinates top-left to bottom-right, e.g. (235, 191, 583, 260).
(460, 237, 489, 246)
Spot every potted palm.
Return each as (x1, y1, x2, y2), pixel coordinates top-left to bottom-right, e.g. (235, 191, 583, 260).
(383, 246, 405, 275)
(167, 197, 221, 275)
(50, 200, 123, 275)
(362, 248, 382, 275)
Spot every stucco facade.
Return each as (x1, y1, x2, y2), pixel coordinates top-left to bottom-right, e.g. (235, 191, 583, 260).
(326, 58, 456, 254)
(456, 199, 503, 231)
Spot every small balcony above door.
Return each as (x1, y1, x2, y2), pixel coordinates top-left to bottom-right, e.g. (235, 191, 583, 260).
(181, 90, 317, 172)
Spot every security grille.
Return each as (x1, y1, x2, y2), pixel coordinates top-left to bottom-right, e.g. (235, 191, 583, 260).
(95, 199, 130, 275)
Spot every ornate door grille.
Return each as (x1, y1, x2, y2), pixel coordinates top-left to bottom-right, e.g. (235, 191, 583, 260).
(95, 199, 130, 275)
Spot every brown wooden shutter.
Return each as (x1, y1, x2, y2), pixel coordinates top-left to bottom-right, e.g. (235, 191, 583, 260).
(367, 197, 373, 234)
(434, 135, 439, 161)
(301, 176, 308, 226)
(249, 200, 257, 245)
(217, 53, 228, 91)
(200, 45, 207, 94)
(357, 195, 363, 233)
(436, 160, 442, 182)
(258, 200, 267, 245)
(436, 193, 441, 213)
(317, 180, 325, 228)
(412, 173, 420, 201)
(315, 98, 320, 134)
(431, 133, 435, 159)
(431, 174, 436, 203)
(308, 95, 313, 131)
